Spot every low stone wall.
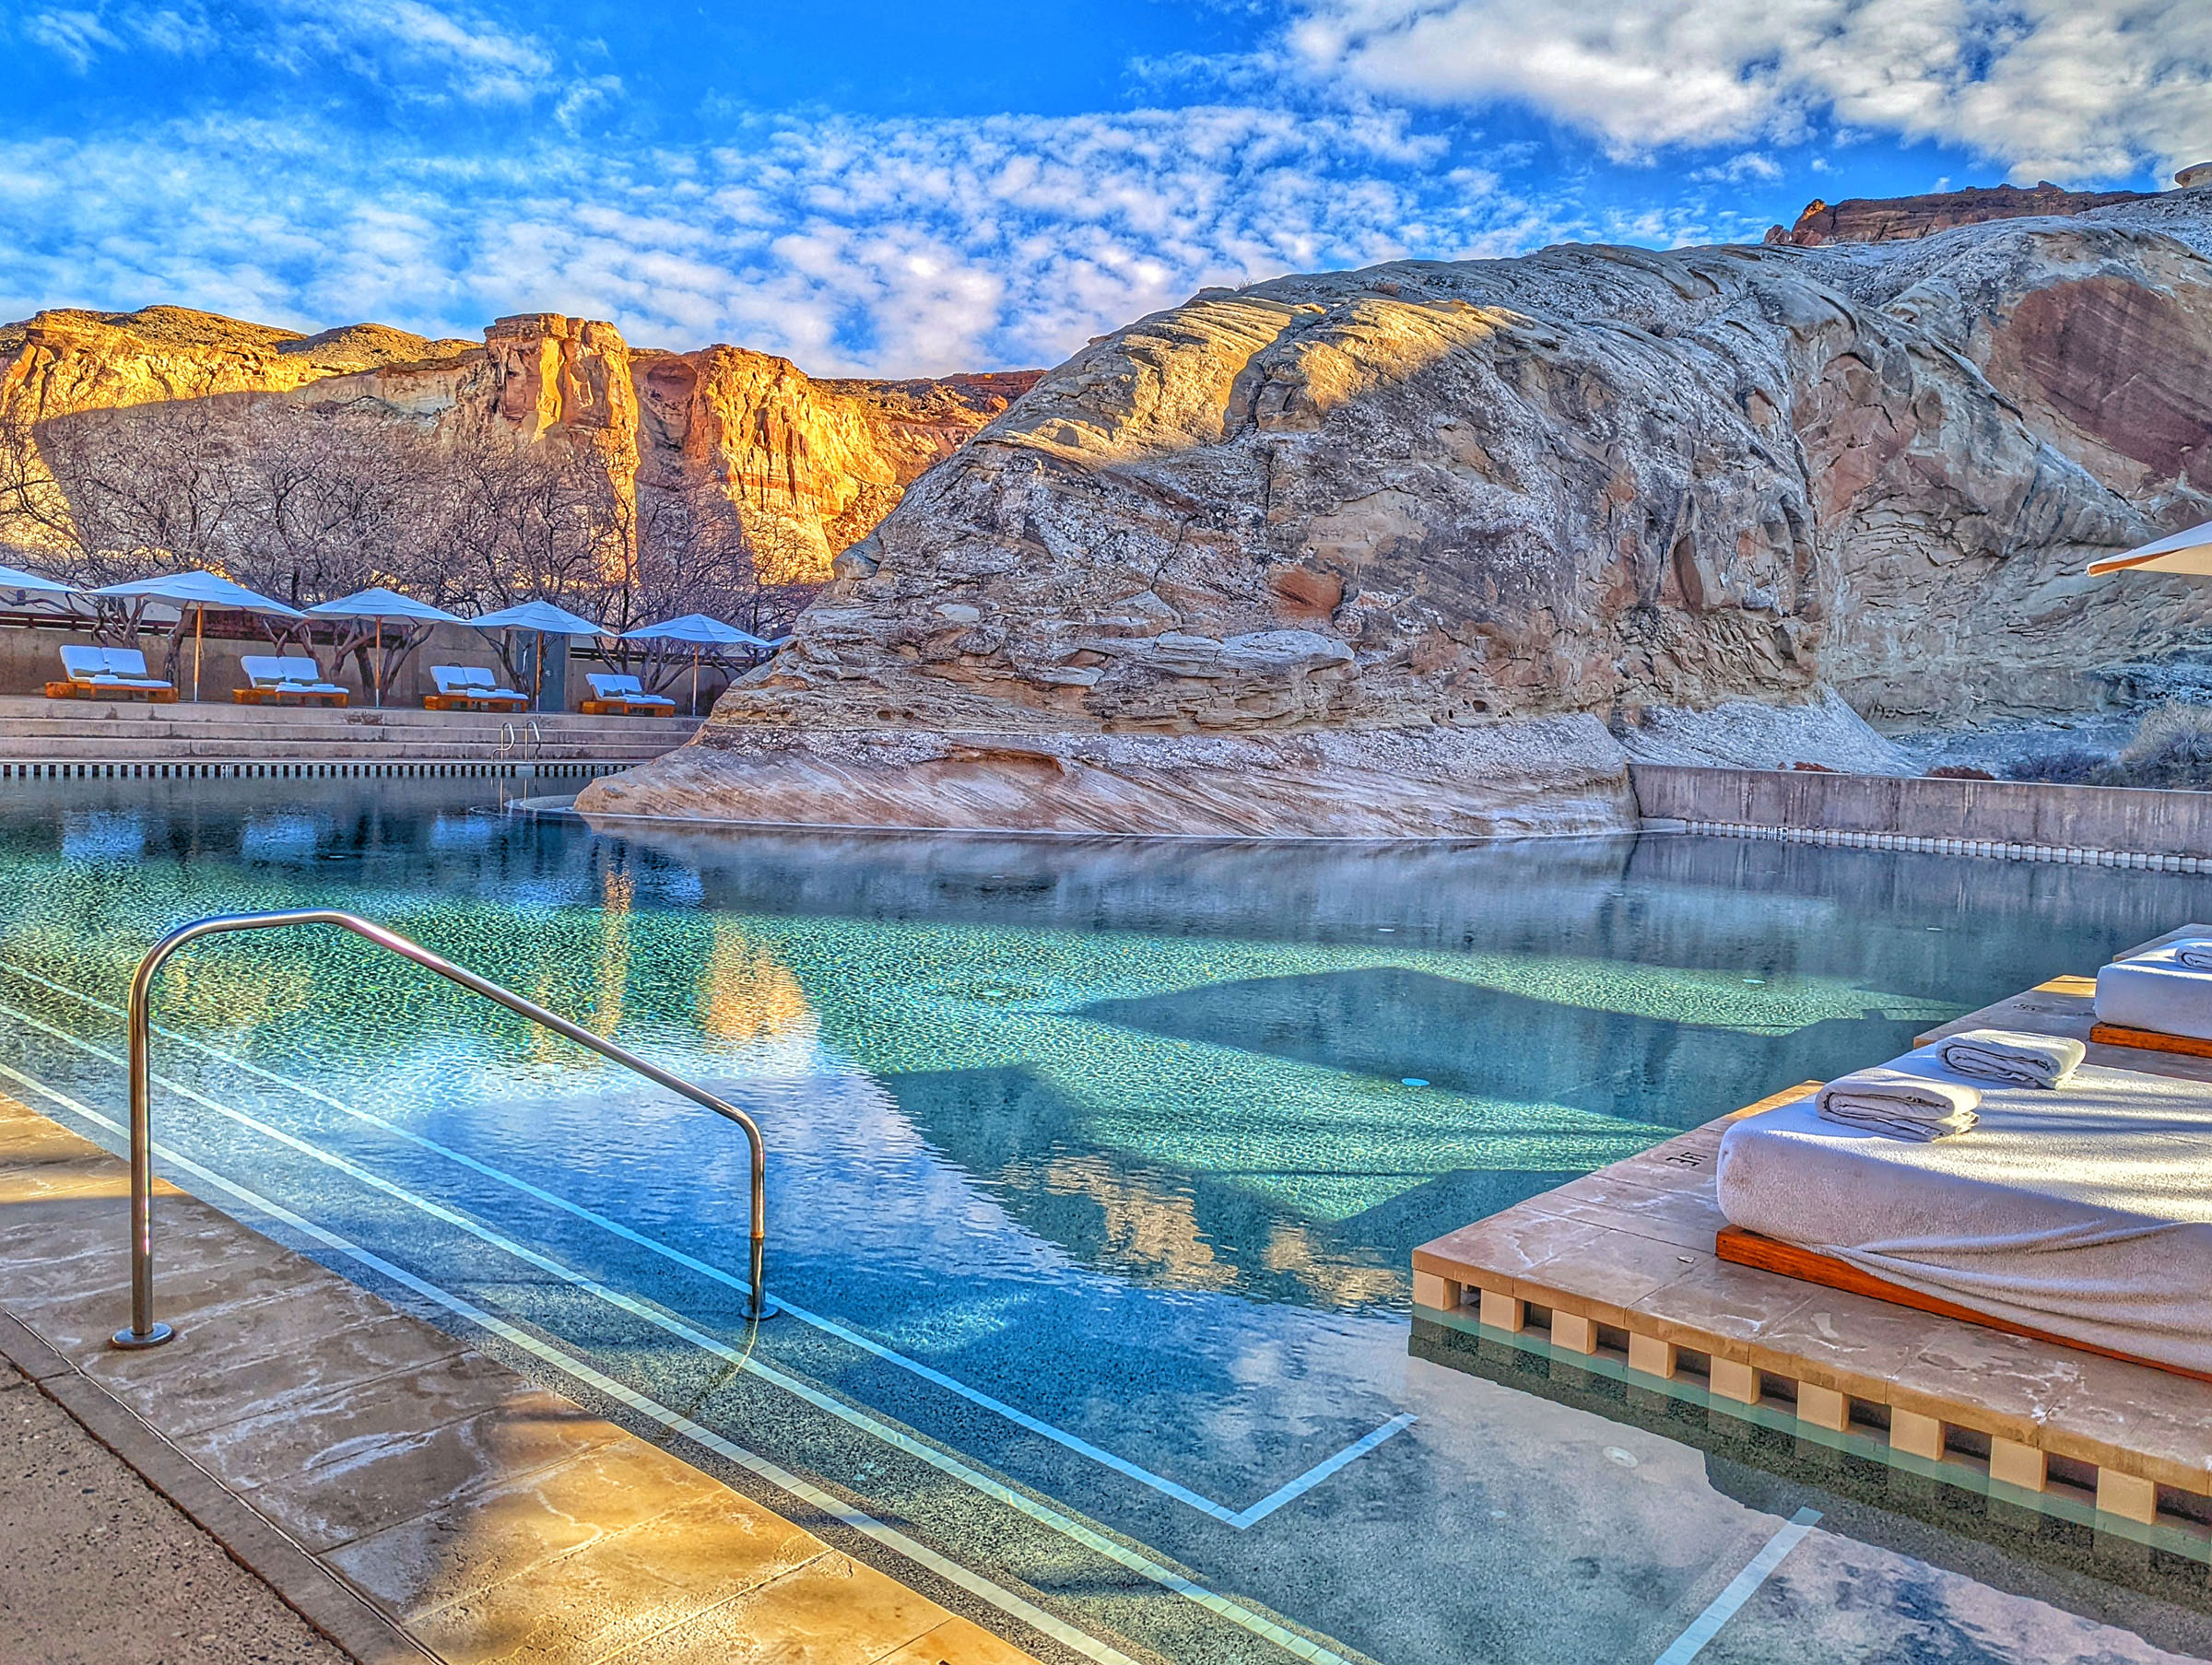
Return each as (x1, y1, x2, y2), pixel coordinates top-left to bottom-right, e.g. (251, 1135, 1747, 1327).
(1631, 764, 2212, 864)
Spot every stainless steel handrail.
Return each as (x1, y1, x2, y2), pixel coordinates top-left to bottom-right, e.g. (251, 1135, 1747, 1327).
(112, 909, 773, 1349)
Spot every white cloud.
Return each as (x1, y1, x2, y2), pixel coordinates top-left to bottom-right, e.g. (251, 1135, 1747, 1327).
(21, 8, 122, 72)
(0, 105, 1572, 376)
(1291, 0, 2212, 183)
(16, 0, 558, 104)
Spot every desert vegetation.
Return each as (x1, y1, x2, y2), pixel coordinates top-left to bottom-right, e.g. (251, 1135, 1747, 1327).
(0, 397, 819, 690)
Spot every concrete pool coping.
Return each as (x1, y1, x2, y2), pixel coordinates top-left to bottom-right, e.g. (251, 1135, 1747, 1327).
(1412, 930, 2212, 1561)
(0, 1088, 1041, 1665)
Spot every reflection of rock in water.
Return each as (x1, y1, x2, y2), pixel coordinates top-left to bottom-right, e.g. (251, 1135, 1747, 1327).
(594, 816, 2212, 1026)
(1081, 967, 1919, 1130)
(882, 1062, 1556, 1310)
(695, 922, 814, 1049)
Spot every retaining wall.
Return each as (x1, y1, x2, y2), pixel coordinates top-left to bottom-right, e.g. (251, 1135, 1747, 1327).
(1631, 764, 2212, 863)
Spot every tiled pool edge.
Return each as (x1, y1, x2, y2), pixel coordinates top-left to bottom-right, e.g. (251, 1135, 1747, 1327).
(0, 1089, 1048, 1665)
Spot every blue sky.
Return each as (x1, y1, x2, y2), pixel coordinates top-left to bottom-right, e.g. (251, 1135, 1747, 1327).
(6, 0, 2207, 376)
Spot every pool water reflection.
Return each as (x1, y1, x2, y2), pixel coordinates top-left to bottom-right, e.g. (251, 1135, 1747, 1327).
(1, 777, 2208, 1664)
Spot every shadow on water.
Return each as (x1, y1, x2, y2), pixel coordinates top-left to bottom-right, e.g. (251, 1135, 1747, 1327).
(884, 1061, 1614, 1307)
(1078, 966, 1920, 1130)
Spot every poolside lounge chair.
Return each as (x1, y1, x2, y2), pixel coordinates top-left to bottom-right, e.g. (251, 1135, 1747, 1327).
(425, 664, 528, 711)
(235, 654, 348, 707)
(580, 673, 677, 716)
(1715, 1042, 2212, 1378)
(46, 645, 178, 702)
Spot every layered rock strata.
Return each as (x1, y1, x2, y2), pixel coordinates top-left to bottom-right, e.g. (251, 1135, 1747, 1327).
(1766, 182, 2161, 247)
(580, 718, 1640, 839)
(584, 190, 2212, 836)
(0, 307, 1039, 580)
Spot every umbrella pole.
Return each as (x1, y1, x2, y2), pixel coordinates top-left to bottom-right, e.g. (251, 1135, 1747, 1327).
(374, 618, 382, 709)
(193, 606, 203, 703)
(533, 630, 543, 713)
(691, 646, 700, 718)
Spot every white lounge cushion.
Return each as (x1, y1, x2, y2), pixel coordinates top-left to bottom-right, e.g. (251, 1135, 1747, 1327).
(430, 664, 525, 701)
(2096, 948, 2212, 1041)
(1717, 1045, 2212, 1375)
(62, 644, 172, 689)
(587, 673, 673, 705)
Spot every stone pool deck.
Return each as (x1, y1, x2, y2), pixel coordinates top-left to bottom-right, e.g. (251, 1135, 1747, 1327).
(1412, 932, 2212, 1559)
(0, 1089, 1038, 1665)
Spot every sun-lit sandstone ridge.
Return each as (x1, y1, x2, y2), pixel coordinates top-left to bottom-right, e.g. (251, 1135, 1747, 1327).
(580, 187, 2212, 837)
(0, 305, 1041, 581)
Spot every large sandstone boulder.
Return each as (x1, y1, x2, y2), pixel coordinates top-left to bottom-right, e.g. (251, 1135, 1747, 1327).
(583, 192, 2212, 835)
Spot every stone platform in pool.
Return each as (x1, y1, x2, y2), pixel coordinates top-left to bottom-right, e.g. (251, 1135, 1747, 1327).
(1410, 946, 2212, 1561)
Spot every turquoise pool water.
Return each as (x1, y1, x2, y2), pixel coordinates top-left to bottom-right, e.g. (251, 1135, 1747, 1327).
(3, 778, 2209, 1663)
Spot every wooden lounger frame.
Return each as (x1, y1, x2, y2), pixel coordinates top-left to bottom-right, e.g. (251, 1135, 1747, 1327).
(43, 679, 178, 703)
(423, 693, 528, 712)
(2088, 1021, 2212, 1060)
(233, 686, 347, 707)
(1716, 1225, 2212, 1386)
(579, 698, 673, 716)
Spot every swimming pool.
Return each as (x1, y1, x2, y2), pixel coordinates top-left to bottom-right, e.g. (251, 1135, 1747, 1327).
(3, 777, 2209, 1663)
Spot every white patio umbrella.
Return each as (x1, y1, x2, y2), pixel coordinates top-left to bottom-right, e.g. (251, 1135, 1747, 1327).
(2088, 518, 2212, 577)
(0, 561, 75, 601)
(468, 598, 605, 711)
(92, 569, 304, 702)
(306, 587, 465, 708)
(618, 614, 771, 715)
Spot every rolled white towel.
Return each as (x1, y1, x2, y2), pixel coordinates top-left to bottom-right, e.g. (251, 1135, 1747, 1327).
(2171, 939, 2212, 971)
(1815, 1067, 1980, 1142)
(1934, 1026, 2085, 1090)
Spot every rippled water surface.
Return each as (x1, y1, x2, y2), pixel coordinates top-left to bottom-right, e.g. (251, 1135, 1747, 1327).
(5, 778, 2210, 1665)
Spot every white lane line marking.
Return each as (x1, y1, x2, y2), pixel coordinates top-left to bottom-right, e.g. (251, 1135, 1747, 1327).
(0, 1052, 1365, 1665)
(0, 1061, 1134, 1665)
(1228, 1413, 1418, 1529)
(0, 961, 1411, 1528)
(1652, 1507, 1821, 1665)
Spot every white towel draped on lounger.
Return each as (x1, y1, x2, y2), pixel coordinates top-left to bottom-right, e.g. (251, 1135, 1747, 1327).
(1816, 1067, 1980, 1141)
(1935, 1028, 2085, 1090)
(2172, 939, 2212, 971)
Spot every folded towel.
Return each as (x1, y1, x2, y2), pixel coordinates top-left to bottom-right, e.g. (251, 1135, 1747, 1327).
(1816, 1067, 1981, 1142)
(2171, 940, 2212, 971)
(1935, 1027, 2085, 1090)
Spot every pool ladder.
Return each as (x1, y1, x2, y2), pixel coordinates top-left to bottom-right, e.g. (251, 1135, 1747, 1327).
(497, 719, 544, 764)
(111, 909, 773, 1349)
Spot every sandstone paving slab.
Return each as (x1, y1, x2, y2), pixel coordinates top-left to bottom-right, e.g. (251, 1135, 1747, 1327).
(598, 1552, 962, 1665)
(323, 1437, 744, 1622)
(0, 1090, 1044, 1664)
(90, 1308, 471, 1438)
(878, 1616, 1047, 1665)
(400, 1492, 827, 1665)
(178, 1360, 632, 1553)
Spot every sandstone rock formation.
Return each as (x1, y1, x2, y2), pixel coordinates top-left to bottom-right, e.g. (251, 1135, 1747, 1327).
(0, 307, 1039, 581)
(1766, 182, 2159, 247)
(581, 718, 1638, 838)
(582, 189, 2212, 836)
